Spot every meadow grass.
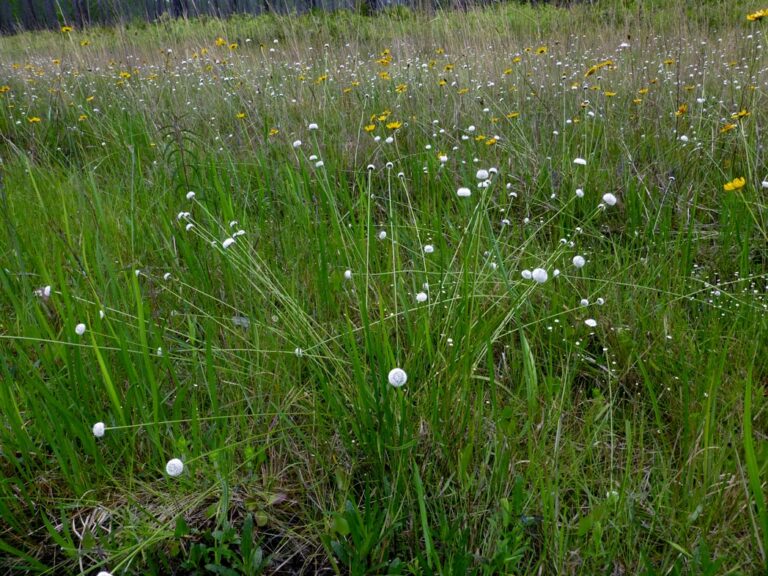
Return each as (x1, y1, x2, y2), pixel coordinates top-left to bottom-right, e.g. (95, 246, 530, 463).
(0, 1, 767, 574)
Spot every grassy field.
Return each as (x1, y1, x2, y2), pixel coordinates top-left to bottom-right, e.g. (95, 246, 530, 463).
(1, 2, 767, 574)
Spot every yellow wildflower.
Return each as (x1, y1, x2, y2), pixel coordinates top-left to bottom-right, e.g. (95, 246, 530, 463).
(720, 123, 737, 133)
(386, 121, 402, 130)
(747, 8, 768, 21)
(61, 26, 73, 33)
(27, 116, 42, 123)
(723, 177, 746, 191)
(364, 124, 376, 133)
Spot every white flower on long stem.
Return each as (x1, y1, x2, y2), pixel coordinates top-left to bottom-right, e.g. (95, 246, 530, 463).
(457, 187, 471, 197)
(416, 292, 428, 303)
(532, 268, 548, 283)
(572, 255, 586, 268)
(521, 269, 532, 280)
(344, 269, 352, 280)
(573, 158, 587, 166)
(186, 191, 196, 200)
(584, 318, 597, 327)
(75, 323, 86, 336)
(602, 193, 617, 206)
(308, 123, 319, 130)
(222, 238, 236, 249)
(166, 458, 184, 477)
(92, 422, 105, 438)
(388, 368, 407, 388)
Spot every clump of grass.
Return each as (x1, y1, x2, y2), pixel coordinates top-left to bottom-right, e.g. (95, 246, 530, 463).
(0, 1, 766, 574)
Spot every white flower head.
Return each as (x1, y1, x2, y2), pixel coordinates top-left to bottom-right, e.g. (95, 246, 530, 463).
(762, 181, 768, 189)
(476, 169, 489, 180)
(292, 140, 302, 148)
(222, 237, 236, 249)
(315, 160, 324, 168)
(575, 188, 585, 198)
(532, 268, 548, 283)
(416, 292, 428, 303)
(344, 269, 352, 280)
(186, 191, 196, 200)
(521, 269, 532, 280)
(92, 422, 105, 438)
(96, 572, 114, 576)
(75, 323, 86, 336)
(423, 244, 434, 254)
(580, 298, 589, 307)
(572, 255, 586, 268)
(165, 458, 184, 477)
(308, 122, 319, 130)
(457, 187, 471, 197)
(388, 367, 408, 388)
(602, 193, 617, 206)
(584, 318, 597, 327)
(573, 158, 587, 166)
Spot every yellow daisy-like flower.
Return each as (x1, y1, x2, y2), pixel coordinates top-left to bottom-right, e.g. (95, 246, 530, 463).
(80, 40, 90, 46)
(236, 112, 246, 119)
(268, 128, 279, 136)
(395, 83, 407, 93)
(747, 8, 768, 21)
(536, 46, 548, 54)
(215, 37, 227, 47)
(385, 121, 402, 130)
(663, 58, 675, 66)
(485, 138, 498, 146)
(457, 88, 469, 95)
(732, 109, 750, 119)
(78, 114, 88, 121)
(378, 71, 391, 80)
(604, 91, 617, 97)
(723, 177, 746, 191)
(503, 68, 513, 75)
(27, 116, 42, 123)
(61, 26, 73, 33)
(512, 56, 522, 63)
(720, 123, 737, 133)
(228, 43, 238, 50)
(438, 79, 447, 86)
(506, 112, 520, 119)
(364, 124, 376, 133)
(119, 71, 131, 79)
(0, 85, 10, 94)
(675, 103, 687, 117)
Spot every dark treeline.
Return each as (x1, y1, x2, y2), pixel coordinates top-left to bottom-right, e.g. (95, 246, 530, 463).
(0, 0, 576, 34)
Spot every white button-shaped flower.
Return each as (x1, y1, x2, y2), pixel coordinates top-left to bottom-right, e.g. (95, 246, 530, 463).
(165, 458, 184, 477)
(75, 323, 86, 336)
(222, 237, 236, 249)
(416, 292, 428, 303)
(584, 318, 597, 327)
(580, 298, 589, 307)
(292, 140, 302, 148)
(476, 169, 489, 180)
(573, 158, 587, 166)
(575, 188, 585, 198)
(521, 269, 532, 280)
(96, 572, 114, 576)
(344, 269, 352, 280)
(423, 244, 434, 254)
(388, 367, 407, 388)
(457, 187, 471, 197)
(532, 268, 548, 283)
(92, 422, 105, 438)
(308, 122, 319, 130)
(572, 255, 586, 268)
(602, 193, 617, 206)
(186, 191, 196, 200)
